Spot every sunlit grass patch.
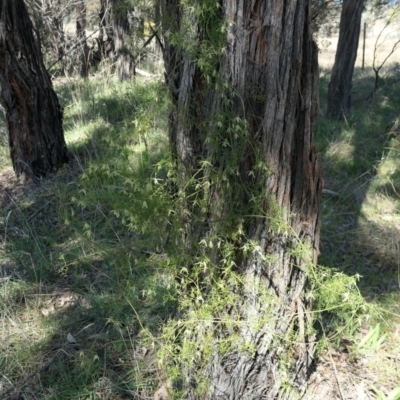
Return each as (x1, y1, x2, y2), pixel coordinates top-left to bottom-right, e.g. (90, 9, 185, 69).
(0, 281, 66, 389)
(315, 65, 400, 396)
(0, 74, 175, 399)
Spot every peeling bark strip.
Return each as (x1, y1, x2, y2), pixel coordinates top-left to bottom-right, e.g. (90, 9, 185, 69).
(0, 0, 69, 178)
(163, 0, 322, 398)
(326, 0, 364, 119)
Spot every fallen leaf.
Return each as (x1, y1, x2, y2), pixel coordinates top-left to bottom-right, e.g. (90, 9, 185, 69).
(67, 333, 77, 344)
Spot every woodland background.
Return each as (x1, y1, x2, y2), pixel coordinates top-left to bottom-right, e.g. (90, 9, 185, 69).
(0, 1, 400, 399)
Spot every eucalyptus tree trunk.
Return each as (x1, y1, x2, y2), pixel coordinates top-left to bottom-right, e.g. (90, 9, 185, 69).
(111, 0, 134, 80)
(36, 0, 66, 74)
(163, 0, 322, 398)
(326, 0, 364, 119)
(0, 0, 69, 179)
(76, 0, 89, 78)
(99, 0, 112, 41)
(99, 0, 114, 59)
(51, 4, 66, 76)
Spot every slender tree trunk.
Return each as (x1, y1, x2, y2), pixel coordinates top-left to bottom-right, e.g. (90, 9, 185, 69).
(0, 0, 68, 179)
(326, 0, 364, 119)
(41, 0, 65, 75)
(76, 0, 89, 78)
(34, 0, 67, 76)
(111, 0, 134, 80)
(153, 0, 163, 65)
(99, 0, 114, 59)
(163, 0, 322, 398)
(155, 0, 161, 26)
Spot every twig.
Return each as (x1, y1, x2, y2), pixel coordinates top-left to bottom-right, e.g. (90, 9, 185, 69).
(149, 25, 164, 53)
(329, 351, 345, 400)
(368, 4, 400, 99)
(322, 188, 340, 196)
(141, 32, 156, 49)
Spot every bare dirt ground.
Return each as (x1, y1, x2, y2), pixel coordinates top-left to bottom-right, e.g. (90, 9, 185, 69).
(306, 346, 400, 400)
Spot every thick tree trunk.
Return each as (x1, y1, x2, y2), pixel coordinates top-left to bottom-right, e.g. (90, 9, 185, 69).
(76, 0, 89, 78)
(0, 0, 68, 179)
(326, 0, 364, 119)
(163, 0, 322, 398)
(111, 0, 134, 80)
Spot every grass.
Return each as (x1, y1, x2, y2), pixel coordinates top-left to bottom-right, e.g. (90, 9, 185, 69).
(0, 65, 400, 399)
(0, 74, 176, 399)
(316, 68, 400, 294)
(314, 67, 400, 395)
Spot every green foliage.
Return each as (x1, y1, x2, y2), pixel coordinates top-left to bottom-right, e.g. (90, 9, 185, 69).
(357, 323, 387, 352)
(371, 386, 400, 400)
(168, 0, 226, 81)
(309, 266, 375, 340)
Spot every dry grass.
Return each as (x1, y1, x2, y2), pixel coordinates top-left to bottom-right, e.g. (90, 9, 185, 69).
(318, 18, 400, 69)
(0, 76, 172, 399)
(308, 49, 400, 396)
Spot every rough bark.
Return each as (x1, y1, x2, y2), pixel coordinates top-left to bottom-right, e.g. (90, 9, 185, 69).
(76, 0, 89, 78)
(163, 0, 322, 398)
(111, 0, 134, 80)
(0, 0, 69, 178)
(326, 0, 364, 119)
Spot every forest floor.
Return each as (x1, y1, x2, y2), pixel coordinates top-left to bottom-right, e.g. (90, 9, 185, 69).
(0, 68, 400, 399)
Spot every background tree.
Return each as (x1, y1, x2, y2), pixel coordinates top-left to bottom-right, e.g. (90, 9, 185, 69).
(76, 0, 89, 77)
(162, 0, 322, 397)
(0, 0, 69, 178)
(326, 0, 365, 119)
(111, 0, 134, 80)
(29, 0, 68, 74)
(98, 0, 114, 59)
(368, 2, 400, 98)
(312, 0, 342, 34)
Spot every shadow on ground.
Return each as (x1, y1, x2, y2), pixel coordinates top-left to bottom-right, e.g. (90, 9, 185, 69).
(0, 77, 175, 399)
(316, 67, 400, 303)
